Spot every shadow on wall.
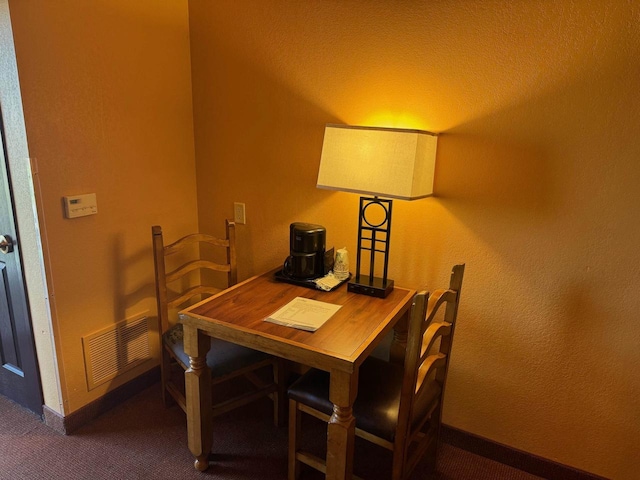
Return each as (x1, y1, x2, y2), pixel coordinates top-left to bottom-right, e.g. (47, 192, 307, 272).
(436, 132, 552, 217)
(191, 43, 344, 279)
(106, 233, 158, 384)
(435, 40, 640, 267)
(112, 232, 157, 324)
(435, 43, 640, 479)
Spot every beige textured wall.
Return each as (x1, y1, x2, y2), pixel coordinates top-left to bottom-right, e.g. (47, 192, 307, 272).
(8, 0, 198, 414)
(189, 1, 640, 478)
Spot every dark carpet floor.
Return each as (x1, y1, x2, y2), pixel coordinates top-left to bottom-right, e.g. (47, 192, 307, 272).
(0, 384, 543, 480)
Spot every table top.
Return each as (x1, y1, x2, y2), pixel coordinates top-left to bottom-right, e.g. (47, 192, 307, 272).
(179, 269, 416, 374)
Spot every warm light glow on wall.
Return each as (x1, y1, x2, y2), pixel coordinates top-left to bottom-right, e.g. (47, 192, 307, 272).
(360, 111, 428, 131)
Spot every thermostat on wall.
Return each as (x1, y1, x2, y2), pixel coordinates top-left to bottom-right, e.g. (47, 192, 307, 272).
(63, 193, 98, 218)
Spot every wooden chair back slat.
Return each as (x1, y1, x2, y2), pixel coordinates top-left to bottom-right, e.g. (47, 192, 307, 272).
(419, 321, 452, 363)
(165, 260, 231, 284)
(167, 286, 223, 310)
(164, 233, 229, 254)
(424, 290, 457, 327)
(415, 353, 446, 397)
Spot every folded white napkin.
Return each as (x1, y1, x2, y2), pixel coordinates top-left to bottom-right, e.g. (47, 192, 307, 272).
(314, 272, 344, 291)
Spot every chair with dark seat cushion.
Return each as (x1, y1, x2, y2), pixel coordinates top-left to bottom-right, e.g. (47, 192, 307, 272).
(152, 221, 285, 425)
(288, 264, 465, 479)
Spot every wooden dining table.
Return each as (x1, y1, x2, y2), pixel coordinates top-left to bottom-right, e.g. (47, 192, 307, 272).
(178, 268, 416, 479)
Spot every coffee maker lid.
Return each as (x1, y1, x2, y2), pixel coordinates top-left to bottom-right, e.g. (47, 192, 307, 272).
(290, 222, 325, 234)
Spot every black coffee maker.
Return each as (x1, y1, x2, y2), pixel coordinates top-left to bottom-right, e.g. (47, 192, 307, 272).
(283, 223, 326, 280)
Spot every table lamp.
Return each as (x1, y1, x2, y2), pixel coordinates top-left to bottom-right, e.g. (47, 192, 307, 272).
(317, 124, 438, 298)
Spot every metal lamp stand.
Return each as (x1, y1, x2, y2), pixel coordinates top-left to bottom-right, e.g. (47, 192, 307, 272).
(348, 196, 395, 298)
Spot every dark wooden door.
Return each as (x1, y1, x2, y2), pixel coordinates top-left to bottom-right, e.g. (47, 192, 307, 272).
(0, 110, 43, 415)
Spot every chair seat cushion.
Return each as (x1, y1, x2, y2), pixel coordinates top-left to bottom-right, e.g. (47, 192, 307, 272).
(288, 357, 441, 442)
(163, 325, 270, 378)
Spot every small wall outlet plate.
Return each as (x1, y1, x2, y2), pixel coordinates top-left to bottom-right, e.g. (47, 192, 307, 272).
(234, 202, 246, 224)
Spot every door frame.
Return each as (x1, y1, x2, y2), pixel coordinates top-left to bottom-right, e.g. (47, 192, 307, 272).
(0, 109, 43, 414)
(1, 0, 64, 416)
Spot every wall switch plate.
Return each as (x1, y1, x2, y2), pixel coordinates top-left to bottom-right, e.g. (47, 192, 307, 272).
(233, 202, 246, 224)
(64, 193, 98, 218)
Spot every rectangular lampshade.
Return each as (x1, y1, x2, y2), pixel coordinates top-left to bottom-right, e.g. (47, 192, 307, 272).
(317, 124, 438, 200)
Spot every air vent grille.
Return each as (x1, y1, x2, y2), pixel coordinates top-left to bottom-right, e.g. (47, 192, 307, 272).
(83, 315, 151, 390)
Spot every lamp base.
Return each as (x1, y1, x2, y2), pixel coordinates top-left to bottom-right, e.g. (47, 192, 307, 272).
(348, 276, 394, 298)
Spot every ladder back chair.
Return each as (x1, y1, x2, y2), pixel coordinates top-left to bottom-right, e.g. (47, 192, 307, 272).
(152, 220, 284, 425)
(287, 264, 465, 479)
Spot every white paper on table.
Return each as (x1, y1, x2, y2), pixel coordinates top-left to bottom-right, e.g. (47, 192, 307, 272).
(264, 296, 342, 332)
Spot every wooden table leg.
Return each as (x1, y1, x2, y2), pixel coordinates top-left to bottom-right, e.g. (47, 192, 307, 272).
(183, 325, 213, 471)
(326, 369, 358, 480)
(389, 311, 409, 366)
